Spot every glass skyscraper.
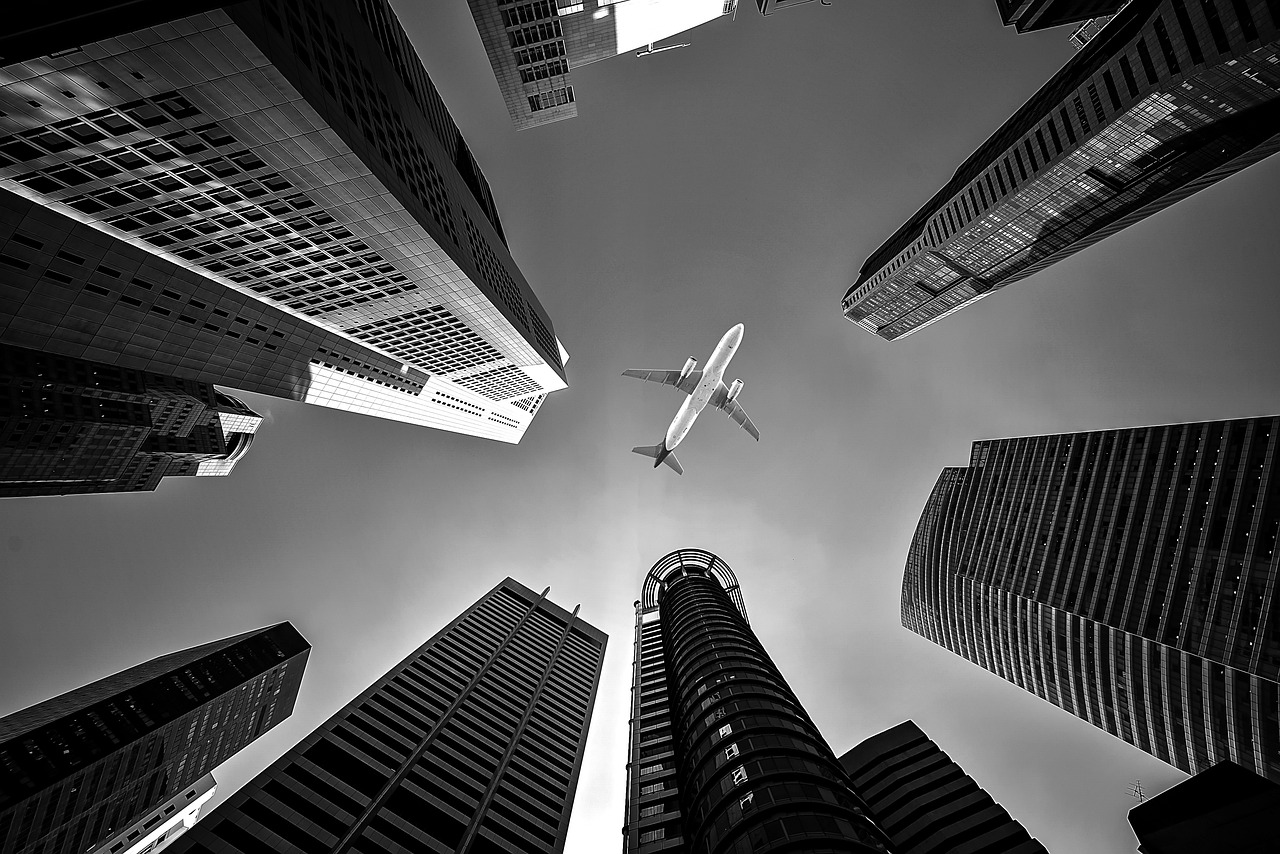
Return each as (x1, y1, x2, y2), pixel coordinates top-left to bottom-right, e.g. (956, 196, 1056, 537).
(902, 416, 1280, 782)
(1, 342, 261, 497)
(164, 578, 606, 854)
(996, 0, 1130, 32)
(622, 548, 894, 854)
(838, 721, 1047, 854)
(1, 0, 565, 445)
(0, 623, 310, 854)
(843, 0, 1280, 340)
(467, 0, 738, 130)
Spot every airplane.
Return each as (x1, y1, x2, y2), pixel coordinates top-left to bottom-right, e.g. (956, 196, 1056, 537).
(623, 323, 760, 475)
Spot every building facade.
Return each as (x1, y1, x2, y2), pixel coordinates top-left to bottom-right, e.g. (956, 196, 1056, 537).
(1, 342, 260, 496)
(843, 0, 1280, 340)
(0, 623, 309, 854)
(467, 0, 738, 130)
(90, 774, 216, 854)
(997, 0, 1129, 32)
(902, 416, 1280, 782)
(756, 0, 827, 15)
(1, 0, 565, 444)
(165, 578, 606, 854)
(622, 549, 895, 854)
(1127, 760, 1280, 853)
(838, 721, 1047, 854)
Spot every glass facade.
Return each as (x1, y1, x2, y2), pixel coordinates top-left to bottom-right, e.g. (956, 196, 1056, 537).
(0, 0, 564, 444)
(163, 578, 606, 854)
(902, 416, 1280, 782)
(997, 0, 1130, 32)
(0, 624, 310, 854)
(838, 721, 1048, 854)
(623, 549, 894, 854)
(467, 0, 736, 130)
(844, 0, 1280, 340)
(0, 342, 261, 496)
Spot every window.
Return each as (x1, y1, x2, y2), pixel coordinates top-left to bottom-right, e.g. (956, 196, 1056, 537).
(739, 792, 755, 810)
(724, 743, 739, 760)
(718, 724, 732, 739)
(638, 828, 665, 844)
(640, 763, 663, 776)
(640, 782, 664, 795)
(731, 766, 748, 786)
(639, 804, 664, 818)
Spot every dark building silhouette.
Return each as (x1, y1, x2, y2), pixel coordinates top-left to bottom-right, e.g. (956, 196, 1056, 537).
(997, 0, 1129, 32)
(844, 0, 1280, 340)
(838, 721, 1047, 854)
(757, 0, 828, 15)
(1128, 760, 1280, 853)
(166, 578, 606, 854)
(0, 0, 565, 445)
(0, 623, 309, 854)
(622, 549, 894, 853)
(902, 416, 1280, 782)
(1, 342, 260, 497)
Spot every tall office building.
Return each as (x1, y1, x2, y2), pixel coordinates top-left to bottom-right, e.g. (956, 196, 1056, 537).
(622, 548, 894, 853)
(843, 0, 1280, 340)
(1, 0, 565, 445)
(902, 416, 1280, 782)
(1127, 760, 1280, 853)
(90, 774, 216, 854)
(838, 721, 1047, 854)
(997, 1, 1129, 32)
(0, 623, 309, 854)
(165, 578, 606, 854)
(468, 0, 738, 130)
(1, 342, 261, 497)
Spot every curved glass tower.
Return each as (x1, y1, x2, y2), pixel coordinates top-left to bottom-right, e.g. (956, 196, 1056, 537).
(623, 549, 893, 854)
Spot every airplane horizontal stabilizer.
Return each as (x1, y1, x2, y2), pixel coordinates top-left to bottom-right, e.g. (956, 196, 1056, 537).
(630, 444, 684, 475)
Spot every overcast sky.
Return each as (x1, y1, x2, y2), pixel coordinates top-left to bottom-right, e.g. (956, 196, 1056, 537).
(4, 2, 1280, 853)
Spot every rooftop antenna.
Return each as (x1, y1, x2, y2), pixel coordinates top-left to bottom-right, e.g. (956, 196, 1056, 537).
(636, 42, 691, 58)
(1127, 780, 1146, 803)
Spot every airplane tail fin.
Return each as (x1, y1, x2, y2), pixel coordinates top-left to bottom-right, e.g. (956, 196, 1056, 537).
(630, 444, 684, 475)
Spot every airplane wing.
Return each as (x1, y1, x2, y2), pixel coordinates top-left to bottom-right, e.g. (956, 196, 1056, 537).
(622, 369, 702, 395)
(710, 381, 760, 441)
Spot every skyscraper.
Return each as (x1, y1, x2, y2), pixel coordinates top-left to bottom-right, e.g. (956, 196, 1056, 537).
(165, 578, 606, 854)
(901, 416, 1280, 782)
(467, 0, 738, 130)
(838, 721, 1047, 854)
(0, 623, 309, 854)
(89, 773, 216, 854)
(843, 0, 1280, 340)
(1, 342, 261, 497)
(996, 0, 1129, 32)
(622, 548, 894, 853)
(1127, 760, 1280, 853)
(1, 0, 565, 445)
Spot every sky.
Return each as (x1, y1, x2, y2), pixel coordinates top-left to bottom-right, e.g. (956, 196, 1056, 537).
(4, 2, 1280, 853)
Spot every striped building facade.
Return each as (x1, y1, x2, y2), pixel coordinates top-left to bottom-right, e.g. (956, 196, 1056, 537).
(902, 416, 1280, 781)
(622, 549, 894, 854)
(843, 0, 1280, 340)
(166, 579, 605, 854)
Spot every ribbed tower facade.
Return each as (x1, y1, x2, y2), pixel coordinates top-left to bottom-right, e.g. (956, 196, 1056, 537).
(166, 578, 606, 854)
(623, 549, 894, 854)
(0, 623, 309, 854)
(1, 0, 565, 444)
(838, 721, 1047, 854)
(843, 0, 1280, 340)
(902, 416, 1280, 782)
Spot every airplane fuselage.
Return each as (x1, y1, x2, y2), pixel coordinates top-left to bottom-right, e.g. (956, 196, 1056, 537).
(664, 324, 742, 450)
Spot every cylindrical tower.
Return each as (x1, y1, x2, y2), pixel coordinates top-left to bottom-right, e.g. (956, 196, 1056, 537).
(623, 548, 892, 854)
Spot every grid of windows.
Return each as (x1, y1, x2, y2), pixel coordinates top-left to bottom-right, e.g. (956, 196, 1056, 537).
(843, 0, 1280, 339)
(164, 579, 605, 854)
(0, 625, 308, 854)
(904, 416, 1280, 783)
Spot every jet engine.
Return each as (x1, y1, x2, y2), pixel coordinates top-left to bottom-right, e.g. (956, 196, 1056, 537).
(679, 357, 697, 382)
(726, 379, 744, 403)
